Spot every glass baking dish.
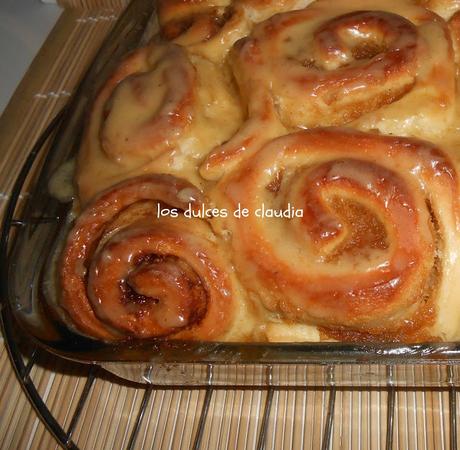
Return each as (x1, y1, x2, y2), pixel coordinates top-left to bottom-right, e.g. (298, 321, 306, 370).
(2, 0, 460, 388)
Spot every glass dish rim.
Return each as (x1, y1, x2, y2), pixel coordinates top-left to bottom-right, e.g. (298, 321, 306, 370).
(2, 0, 460, 369)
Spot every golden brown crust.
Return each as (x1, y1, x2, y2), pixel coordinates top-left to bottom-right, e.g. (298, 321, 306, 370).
(211, 128, 460, 341)
(60, 175, 243, 341)
(77, 40, 243, 205)
(64, 0, 460, 343)
(198, 0, 459, 182)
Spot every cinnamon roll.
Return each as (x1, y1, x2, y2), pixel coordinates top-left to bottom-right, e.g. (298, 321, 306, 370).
(212, 128, 460, 341)
(202, 0, 458, 179)
(61, 0, 460, 344)
(157, 0, 314, 62)
(157, 0, 250, 62)
(77, 40, 242, 204)
(60, 175, 253, 341)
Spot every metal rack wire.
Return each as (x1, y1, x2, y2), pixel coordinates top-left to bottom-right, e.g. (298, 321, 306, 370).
(1, 323, 459, 450)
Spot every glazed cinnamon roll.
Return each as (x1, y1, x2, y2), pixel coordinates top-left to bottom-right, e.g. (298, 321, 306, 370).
(201, 0, 460, 180)
(157, 0, 250, 62)
(60, 175, 253, 341)
(77, 40, 242, 204)
(212, 128, 460, 341)
(60, 0, 460, 344)
(157, 0, 313, 62)
(243, 0, 455, 133)
(202, 0, 458, 179)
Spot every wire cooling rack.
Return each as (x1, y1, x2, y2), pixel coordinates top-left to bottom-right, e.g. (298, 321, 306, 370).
(0, 109, 459, 450)
(2, 310, 460, 450)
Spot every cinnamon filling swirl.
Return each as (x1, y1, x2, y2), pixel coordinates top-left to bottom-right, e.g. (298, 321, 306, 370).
(211, 128, 460, 340)
(60, 175, 237, 341)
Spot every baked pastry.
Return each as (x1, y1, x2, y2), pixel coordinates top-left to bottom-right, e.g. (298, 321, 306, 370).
(201, 0, 460, 178)
(61, 175, 255, 341)
(157, 0, 315, 62)
(77, 40, 242, 204)
(211, 128, 460, 341)
(61, 0, 460, 342)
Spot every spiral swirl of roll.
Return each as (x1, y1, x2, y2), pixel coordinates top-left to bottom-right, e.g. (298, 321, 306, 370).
(60, 175, 244, 341)
(212, 128, 460, 341)
(77, 40, 242, 204)
(233, 0, 456, 129)
(98, 43, 194, 165)
(200, 0, 458, 181)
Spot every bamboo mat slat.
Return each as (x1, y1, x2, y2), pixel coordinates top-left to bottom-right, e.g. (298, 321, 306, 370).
(136, 389, 208, 450)
(199, 390, 267, 450)
(0, 2, 459, 449)
(58, 0, 130, 10)
(0, 7, 119, 217)
(0, 5, 126, 449)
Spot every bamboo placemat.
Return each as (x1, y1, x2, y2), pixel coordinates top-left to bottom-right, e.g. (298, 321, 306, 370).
(0, 2, 458, 449)
(57, 0, 129, 9)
